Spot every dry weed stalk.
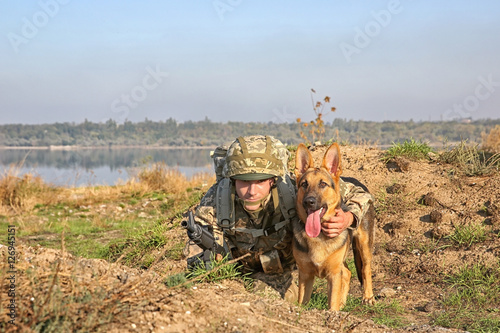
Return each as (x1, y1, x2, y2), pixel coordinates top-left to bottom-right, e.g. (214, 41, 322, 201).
(296, 89, 336, 145)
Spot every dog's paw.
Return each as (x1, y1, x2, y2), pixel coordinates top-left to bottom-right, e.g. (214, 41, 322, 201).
(362, 296, 375, 305)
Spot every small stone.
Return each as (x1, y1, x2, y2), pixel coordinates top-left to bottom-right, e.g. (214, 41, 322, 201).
(379, 287, 397, 298)
(423, 301, 438, 312)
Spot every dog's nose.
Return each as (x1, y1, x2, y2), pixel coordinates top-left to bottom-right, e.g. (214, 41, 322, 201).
(303, 196, 317, 210)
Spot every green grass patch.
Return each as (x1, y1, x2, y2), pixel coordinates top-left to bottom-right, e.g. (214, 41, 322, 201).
(304, 279, 329, 310)
(304, 280, 407, 328)
(186, 255, 251, 284)
(374, 189, 417, 220)
(165, 255, 251, 288)
(102, 220, 170, 268)
(447, 223, 487, 247)
(433, 263, 500, 332)
(301, 265, 408, 328)
(344, 297, 408, 328)
(383, 138, 434, 162)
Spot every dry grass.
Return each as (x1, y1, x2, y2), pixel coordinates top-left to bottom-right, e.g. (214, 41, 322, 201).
(136, 162, 213, 193)
(0, 166, 61, 215)
(0, 243, 169, 332)
(0, 162, 215, 216)
(440, 140, 500, 176)
(482, 125, 500, 153)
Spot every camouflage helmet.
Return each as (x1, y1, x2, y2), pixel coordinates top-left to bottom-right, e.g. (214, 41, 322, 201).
(223, 135, 289, 180)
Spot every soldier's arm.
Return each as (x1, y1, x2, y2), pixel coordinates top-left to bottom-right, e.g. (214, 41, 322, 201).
(339, 179, 374, 229)
(194, 183, 225, 245)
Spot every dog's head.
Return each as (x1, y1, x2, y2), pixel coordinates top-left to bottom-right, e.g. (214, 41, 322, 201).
(294, 143, 342, 238)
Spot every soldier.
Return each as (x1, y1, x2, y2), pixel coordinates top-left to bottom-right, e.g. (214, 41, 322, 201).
(184, 135, 374, 301)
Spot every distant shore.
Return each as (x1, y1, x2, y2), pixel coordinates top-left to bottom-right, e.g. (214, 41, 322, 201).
(0, 145, 216, 150)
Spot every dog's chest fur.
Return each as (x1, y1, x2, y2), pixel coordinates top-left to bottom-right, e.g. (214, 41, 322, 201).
(292, 219, 350, 275)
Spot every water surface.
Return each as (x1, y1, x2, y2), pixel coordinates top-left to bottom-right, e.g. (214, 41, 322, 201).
(0, 148, 213, 187)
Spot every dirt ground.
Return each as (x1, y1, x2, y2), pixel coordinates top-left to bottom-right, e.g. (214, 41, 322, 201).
(2, 145, 499, 332)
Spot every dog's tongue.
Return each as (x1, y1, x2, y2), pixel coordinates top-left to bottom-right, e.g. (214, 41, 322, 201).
(305, 209, 322, 238)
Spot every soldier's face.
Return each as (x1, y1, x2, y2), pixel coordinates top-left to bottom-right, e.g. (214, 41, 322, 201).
(234, 178, 274, 211)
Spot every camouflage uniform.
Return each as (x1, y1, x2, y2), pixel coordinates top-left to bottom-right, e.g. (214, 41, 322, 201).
(195, 178, 373, 268)
(188, 135, 374, 299)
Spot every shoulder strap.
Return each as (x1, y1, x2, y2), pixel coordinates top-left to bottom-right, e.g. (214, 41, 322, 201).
(216, 177, 235, 230)
(216, 173, 296, 238)
(276, 174, 297, 221)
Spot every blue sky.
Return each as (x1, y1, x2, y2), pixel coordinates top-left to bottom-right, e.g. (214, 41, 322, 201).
(1, 0, 499, 125)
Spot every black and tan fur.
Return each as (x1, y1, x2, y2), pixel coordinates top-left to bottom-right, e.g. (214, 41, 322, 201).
(292, 143, 375, 310)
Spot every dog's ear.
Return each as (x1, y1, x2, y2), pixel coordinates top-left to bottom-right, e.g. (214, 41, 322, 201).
(295, 143, 314, 179)
(321, 142, 342, 177)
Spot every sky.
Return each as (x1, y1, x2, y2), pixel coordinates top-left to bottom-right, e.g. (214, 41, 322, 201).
(1, 0, 499, 125)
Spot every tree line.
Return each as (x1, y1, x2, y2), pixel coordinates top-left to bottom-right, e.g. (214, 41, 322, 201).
(1, 118, 499, 148)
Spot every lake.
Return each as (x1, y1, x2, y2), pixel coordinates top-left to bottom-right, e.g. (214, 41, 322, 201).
(0, 147, 214, 187)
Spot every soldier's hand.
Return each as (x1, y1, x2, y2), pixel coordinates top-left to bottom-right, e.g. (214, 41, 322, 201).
(321, 209, 354, 238)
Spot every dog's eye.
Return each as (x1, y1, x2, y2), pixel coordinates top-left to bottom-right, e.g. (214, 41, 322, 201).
(300, 180, 308, 188)
(319, 180, 328, 188)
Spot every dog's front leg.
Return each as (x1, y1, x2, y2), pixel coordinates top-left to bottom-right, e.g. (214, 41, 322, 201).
(325, 247, 350, 311)
(297, 269, 315, 306)
(326, 271, 344, 311)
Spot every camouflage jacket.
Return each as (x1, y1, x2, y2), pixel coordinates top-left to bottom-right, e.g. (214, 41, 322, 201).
(194, 177, 374, 272)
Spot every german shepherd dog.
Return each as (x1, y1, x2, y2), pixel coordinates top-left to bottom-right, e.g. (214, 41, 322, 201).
(292, 143, 375, 310)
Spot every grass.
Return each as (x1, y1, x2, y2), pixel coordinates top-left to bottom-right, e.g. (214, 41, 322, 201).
(374, 189, 417, 220)
(186, 255, 251, 283)
(344, 297, 408, 328)
(440, 140, 500, 176)
(403, 234, 449, 255)
(382, 138, 434, 162)
(447, 222, 487, 248)
(0, 165, 61, 215)
(301, 260, 408, 329)
(164, 254, 252, 290)
(304, 278, 407, 328)
(1, 162, 213, 268)
(433, 263, 500, 332)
